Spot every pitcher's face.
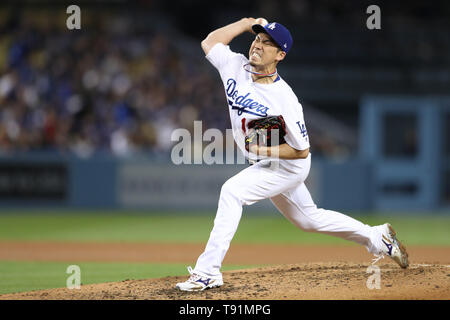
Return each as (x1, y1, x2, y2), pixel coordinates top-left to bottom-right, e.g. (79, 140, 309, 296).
(249, 33, 285, 68)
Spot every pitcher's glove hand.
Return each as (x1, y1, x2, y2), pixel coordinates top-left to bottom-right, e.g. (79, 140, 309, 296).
(245, 115, 287, 152)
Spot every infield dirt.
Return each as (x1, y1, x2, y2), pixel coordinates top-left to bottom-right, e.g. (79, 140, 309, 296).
(0, 242, 449, 299)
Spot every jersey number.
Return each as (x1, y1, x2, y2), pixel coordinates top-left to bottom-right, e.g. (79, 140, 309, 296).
(241, 118, 246, 134)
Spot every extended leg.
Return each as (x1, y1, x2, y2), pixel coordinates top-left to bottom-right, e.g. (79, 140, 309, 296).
(270, 183, 382, 254)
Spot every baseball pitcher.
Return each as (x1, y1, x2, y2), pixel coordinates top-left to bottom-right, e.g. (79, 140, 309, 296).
(176, 17, 409, 291)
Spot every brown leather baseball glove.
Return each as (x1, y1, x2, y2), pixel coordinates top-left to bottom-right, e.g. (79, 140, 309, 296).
(245, 115, 287, 152)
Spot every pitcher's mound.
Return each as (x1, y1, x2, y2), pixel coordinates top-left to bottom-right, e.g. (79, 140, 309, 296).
(1, 262, 448, 300)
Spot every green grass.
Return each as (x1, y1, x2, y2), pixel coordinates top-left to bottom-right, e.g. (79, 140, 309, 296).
(0, 261, 257, 295)
(0, 212, 449, 246)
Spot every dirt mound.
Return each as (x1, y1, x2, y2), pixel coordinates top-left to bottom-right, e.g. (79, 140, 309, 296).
(1, 263, 448, 300)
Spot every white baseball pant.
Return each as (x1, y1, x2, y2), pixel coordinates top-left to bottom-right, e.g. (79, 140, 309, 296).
(194, 154, 382, 277)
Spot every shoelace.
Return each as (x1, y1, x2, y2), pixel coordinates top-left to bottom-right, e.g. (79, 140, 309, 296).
(371, 254, 385, 265)
(187, 266, 201, 282)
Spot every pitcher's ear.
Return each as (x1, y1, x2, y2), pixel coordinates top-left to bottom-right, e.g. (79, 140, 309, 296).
(276, 50, 286, 62)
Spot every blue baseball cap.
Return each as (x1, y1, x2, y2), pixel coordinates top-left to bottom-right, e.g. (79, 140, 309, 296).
(252, 22, 293, 53)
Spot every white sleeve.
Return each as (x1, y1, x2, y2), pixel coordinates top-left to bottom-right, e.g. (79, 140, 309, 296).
(283, 102, 310, 151)
(205, 43, 244, 72)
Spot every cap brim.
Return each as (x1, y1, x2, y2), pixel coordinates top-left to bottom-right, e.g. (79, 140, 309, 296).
(252, 24, 267, 35)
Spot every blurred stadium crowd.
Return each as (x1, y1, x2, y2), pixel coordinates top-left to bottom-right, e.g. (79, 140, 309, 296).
(0, 1, 449, 158)
(0, 7, 229, 157)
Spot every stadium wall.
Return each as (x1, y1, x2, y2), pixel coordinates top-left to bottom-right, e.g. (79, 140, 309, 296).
(0, 153, 371, 212)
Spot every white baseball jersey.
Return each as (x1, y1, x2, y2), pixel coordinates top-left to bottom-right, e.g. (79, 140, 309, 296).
(206, 43, 310, 162)
(192, 42, 384, 279)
